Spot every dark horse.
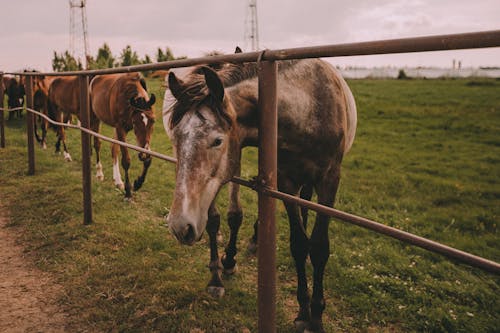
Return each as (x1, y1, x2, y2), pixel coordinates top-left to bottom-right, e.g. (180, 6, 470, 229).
(4, 76, 25, 120)
(164, 58, 357, 332)
(47, 76, 81, 161)
(90, 73, 156, 199)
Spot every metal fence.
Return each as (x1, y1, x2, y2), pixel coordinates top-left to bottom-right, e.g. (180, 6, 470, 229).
(1, 29, 500, 333)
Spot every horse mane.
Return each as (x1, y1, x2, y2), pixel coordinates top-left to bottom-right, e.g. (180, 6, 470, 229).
(169, 59, 302, 130)
(169, 79, 232, 130)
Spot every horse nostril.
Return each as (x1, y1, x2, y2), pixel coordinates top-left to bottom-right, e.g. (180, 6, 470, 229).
(182, 224, 196, 244)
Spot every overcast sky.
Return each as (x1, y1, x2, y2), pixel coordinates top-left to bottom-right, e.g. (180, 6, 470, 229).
(1, 0, 499, 72)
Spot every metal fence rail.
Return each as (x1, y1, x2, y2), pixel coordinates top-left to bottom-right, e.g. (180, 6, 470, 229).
(2, 29, 500, 332)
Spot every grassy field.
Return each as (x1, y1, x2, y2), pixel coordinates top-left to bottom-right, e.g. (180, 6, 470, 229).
(1, 77, 499, 332)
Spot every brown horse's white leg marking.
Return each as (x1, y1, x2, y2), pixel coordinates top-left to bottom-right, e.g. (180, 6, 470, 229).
(112, 142, 124, 190)
(95, 162, 104, 181)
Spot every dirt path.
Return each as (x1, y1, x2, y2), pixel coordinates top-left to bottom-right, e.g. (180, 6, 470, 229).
(0, 210, 68, 333)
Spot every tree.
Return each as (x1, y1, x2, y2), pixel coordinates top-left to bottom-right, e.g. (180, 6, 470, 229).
(119, 45, 141, 67)
(90, 43, 116, 69)
(52, 51, 83, 72)
(156, 47, 176, 62)
(141, 54, 153, 77)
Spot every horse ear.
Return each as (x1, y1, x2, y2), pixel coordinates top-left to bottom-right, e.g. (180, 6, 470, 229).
(168, 72, 184, 100)
(148, 93, 156, 106)
(235, 46, 242, 53)
(201, 66, 224, 104)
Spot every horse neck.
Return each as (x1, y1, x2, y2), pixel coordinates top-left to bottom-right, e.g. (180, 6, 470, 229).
(227, 81, 259, 147)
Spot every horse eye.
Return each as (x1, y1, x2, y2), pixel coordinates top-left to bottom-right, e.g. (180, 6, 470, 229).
(211, 138, 223, 148)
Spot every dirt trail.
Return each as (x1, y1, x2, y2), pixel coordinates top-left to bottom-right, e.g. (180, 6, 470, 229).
(0, 210, 68, 333)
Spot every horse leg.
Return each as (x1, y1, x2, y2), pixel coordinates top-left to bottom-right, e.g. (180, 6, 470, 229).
(307, 170, 341, 333)
(111, 140, 124, 190)
(221, 171, 243, 274)
(34, 115, 42, 144)
(133, 155, 152, 191)
(206, 202, 225, 298)
(41, 116, 47, 149)
(247, 183, 313, 257)
(60, 113, 72, 161)
(279, 177, 311, 331)
(300, 183, 313, 231)
(54, 126, 61, 154)
(247, 219, 259, 254)
(92, 119, 104, 181)
(116, 129, 132, 198)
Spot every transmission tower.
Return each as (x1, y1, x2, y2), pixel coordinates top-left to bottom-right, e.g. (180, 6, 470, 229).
(69, 0, 90, 68)
(244, 0, 259, 51)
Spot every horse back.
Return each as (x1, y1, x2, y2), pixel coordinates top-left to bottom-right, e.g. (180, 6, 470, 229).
(48, 76, 80, 116)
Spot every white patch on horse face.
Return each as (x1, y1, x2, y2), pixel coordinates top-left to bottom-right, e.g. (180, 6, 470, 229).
(141, 113, 148, 127)
(167, 105, 233, 242)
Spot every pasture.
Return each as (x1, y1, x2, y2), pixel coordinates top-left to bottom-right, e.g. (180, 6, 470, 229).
(0, 77, 499, 332)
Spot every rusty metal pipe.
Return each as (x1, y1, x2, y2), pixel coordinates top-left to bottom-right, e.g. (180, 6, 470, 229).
(257, 60, 278, 332)
(259, 187, 500, 275)
(25, 75, 35, 175)
(6, 30, 500, 77)
(79, 75, 92, 225)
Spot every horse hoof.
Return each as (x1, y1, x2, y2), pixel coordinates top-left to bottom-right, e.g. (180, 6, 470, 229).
(207, 286, 225, 298)
(223, 263, 238, 275)
(96, 174, 104, 181)
(115, 183, 125, 191)
(294, 320, 308, 333)
(302, 322, 325, 333)
(133, 180, 143, 191)
(247, 240, 257, 254)
(63, 152, 72, 162)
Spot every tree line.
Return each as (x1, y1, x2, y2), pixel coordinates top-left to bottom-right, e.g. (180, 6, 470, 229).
(52, 43, 186, 72)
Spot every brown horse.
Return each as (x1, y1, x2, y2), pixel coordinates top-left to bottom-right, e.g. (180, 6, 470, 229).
(33, 75, 58, 149)
(47, 76, 80, 161)
(90, 73, 156, 198)
(164, 58, 357, 332)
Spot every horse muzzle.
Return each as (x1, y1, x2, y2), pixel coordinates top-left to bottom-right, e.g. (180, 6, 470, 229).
(138, 143, 151, 162)
(167, 215, 202, 246)
(138, 152, 150, 162)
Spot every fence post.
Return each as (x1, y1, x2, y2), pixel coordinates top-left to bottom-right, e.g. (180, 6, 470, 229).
(0, 72, 4, 148)
(257, 60, 278, 333)
(25, 75, 35, 175)
(79, 74, 92, 225)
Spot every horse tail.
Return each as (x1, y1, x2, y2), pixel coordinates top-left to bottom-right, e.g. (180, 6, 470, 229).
(340, 75, 357, 154)
(47, 98, 58, 131)
(331, 67, 357, 154)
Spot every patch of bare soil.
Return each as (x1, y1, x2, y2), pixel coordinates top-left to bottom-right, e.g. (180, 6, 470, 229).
(0, 210, 68, 333)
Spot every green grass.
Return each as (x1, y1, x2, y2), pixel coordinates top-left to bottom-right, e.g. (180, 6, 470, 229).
(1, 78, 499, 332)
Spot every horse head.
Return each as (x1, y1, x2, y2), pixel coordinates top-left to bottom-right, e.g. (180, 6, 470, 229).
(129, 93, 156, 161)
(166, 66, 240, 245)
